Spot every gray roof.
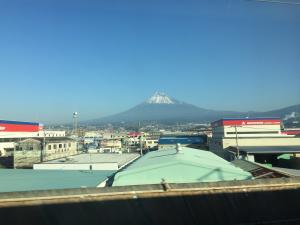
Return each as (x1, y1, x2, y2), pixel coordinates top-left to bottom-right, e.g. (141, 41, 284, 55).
(231, 146, 300, 154)
(43, 153, 140, 167)
(272, 167, 300, 177)
(231, 159, 292, 178)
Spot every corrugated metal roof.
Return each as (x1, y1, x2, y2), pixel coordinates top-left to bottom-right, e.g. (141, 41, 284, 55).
(231, 159, 291, 178)
(0, 169, 114, 192)
(112, 147, 252, 186)
(237, 146, 300, 154)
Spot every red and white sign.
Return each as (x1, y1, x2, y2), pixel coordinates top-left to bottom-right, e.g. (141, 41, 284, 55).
(212, 119, 281, 127)
(0, 120, 40, 132)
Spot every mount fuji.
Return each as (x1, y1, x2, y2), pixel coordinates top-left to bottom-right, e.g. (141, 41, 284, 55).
(89, 92, 245, 123)
(86, 92, 300, 124)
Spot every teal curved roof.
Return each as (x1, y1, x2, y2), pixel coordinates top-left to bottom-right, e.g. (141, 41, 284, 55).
(113, 147, 252, 186)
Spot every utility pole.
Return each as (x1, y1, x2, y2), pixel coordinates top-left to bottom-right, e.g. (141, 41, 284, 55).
(140, 135, 143, 156)
(234, 125, 240, 159)
(41, 128, 46, 163)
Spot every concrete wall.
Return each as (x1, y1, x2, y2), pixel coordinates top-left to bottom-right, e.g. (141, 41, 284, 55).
(14, 147, 78, 168)
(0, 132, 39, 138)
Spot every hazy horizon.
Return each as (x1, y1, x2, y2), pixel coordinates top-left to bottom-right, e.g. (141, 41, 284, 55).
(1, 0, 299, 123)
(1, 91, 299, 124)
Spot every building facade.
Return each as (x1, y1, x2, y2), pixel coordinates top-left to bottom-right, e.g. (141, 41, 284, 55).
(209, 118, 300, 162)
(0, 120, 77, 168)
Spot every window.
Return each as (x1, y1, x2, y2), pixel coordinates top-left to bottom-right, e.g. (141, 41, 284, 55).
(48, 145, 51, 150)
(68, 143, 71, 147)
(64, 144, 66, 148)
(53, 144, 57, 149)
(59, 144, 62, 148)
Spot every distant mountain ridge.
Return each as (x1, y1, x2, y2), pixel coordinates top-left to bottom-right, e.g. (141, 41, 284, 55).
(87, 92, 300, 124)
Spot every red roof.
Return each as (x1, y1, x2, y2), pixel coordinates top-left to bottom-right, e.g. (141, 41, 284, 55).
(128, 132, 142, 137)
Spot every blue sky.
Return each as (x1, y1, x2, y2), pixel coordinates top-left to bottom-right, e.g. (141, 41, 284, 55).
(0, 0, 299, 123)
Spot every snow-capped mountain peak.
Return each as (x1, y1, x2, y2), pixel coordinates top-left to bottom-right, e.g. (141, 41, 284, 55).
(146, 92, 175, 104)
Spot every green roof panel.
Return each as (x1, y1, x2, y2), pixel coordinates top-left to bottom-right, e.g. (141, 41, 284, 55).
(0, 169, 114, 192)
(113, 147, 252, 186)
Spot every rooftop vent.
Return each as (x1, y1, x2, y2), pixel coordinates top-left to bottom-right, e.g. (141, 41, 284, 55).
(176, 143, 182, 153)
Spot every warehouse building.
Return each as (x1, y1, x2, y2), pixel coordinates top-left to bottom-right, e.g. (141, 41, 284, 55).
(209, 118, 300, 166)
(14, 137, 78, 168)
(0, 120, 78, 168)
(112, 145, 252, 186)
(209, 118, 300, 151)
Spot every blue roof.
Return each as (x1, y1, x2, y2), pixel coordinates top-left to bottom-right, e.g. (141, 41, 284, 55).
(0, 169, 115, 193)
(0, 120, 39, 126)
(159, 136, 206, 145)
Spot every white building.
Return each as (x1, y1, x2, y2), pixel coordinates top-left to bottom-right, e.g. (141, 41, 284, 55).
(209, 118, 300, 161)
(0, 120, 77, 168)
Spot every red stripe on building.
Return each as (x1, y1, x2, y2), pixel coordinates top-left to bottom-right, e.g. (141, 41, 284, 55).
(212, 119, 281, 127)
(282, 131, 300, 135)
(223, 120, 281, 126)
(0, 124, 40, 132)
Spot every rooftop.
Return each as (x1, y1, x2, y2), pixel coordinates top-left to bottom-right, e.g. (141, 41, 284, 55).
(42, 153, 140, 167)
(232, 159, 292, 178)
(112, 147, 252, 186)
(0, 169, 114, 193)
(230, 146, 300, 154)
(0, 120, 39, 126)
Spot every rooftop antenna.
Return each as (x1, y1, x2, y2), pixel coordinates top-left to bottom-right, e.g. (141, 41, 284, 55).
(73, 112, 78, 135)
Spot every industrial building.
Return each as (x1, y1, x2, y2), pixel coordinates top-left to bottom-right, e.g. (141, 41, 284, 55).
(14, 137, 78, 168)
(112, 146, 252, 186)
(0, 120, 78, 168)
(143, 136, 159, 149)
(209, 118, 300, 166)
(100, 139, 122, 152)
